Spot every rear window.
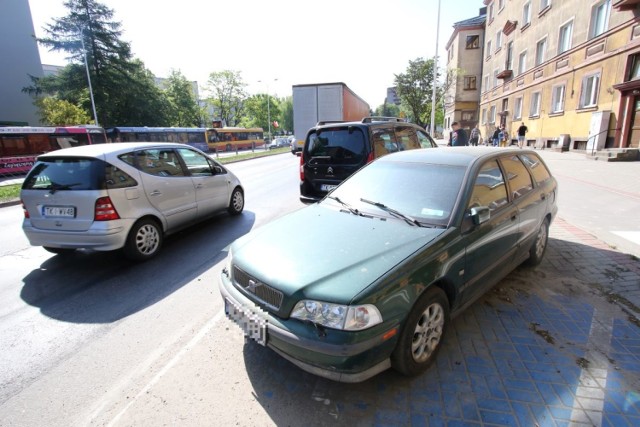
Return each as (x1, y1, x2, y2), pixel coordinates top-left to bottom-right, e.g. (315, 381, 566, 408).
(23, 158, 108, 191)
(305, 128, 366, 164)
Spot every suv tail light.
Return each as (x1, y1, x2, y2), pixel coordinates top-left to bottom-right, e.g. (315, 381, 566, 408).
(95, 196, 120, 221)
(366, 151, 375, 164)
(299, 151, 305, 181)
(21, 200, 29, 219)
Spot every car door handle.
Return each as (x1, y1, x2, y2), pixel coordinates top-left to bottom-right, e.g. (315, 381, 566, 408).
(541, 193, 546, 200)
(510, 211, 518, 221)
(149, 190, 161, 196)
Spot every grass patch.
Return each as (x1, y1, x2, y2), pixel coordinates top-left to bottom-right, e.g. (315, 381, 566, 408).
(0, 184, 21, 203)
(214, 147, 292, 164)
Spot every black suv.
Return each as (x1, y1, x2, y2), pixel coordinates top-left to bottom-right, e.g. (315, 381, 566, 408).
(299, 117, 438, 203)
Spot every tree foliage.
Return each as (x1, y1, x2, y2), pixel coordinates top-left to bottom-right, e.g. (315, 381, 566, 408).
(205, 70, 247, 127)
(25, 0, 172, 127)
(281, 96, 293, 133)
(374, 102, 400, 118)
(37, 97, 93, 125)
(164, 70, 201, 127)
(240, 94, 281, 134)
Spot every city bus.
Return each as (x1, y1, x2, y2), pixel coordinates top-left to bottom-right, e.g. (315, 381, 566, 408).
(205, 127, 265, 152)
(0, 125, 107, 175)
(106, 127, 208, 152)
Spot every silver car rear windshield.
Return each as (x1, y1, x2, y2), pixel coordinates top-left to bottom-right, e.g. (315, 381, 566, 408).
(22, 158, 105, 191)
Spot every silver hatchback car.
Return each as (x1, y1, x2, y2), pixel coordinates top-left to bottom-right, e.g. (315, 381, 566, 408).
(20, 142, 244, 260)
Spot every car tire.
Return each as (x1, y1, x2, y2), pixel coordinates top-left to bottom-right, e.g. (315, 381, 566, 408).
(123, 218, 163, 261)
(227, 187, 244, 215)
(43, 246, 75, 255)
(524, 218, 549, 267)
(391, 286, 449, 377)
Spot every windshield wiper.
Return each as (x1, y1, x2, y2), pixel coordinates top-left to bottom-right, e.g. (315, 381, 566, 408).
(360, 198, 421, 227)
(327, 196, 366, 217)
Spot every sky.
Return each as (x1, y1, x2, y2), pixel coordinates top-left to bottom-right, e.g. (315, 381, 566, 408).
(28, 0, 485, 108)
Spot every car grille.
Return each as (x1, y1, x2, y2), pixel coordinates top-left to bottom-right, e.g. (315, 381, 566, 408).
(233, 266, 284, 310)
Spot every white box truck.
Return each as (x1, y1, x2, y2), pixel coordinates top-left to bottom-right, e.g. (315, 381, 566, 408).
(291, 82, 370, 154)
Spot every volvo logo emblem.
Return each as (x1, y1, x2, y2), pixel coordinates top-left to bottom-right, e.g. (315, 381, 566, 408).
(247, 279, 258, 293)
(327, 167, 334, 175)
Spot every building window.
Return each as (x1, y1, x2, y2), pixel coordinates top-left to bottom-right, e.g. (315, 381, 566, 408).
(488, 3, 495, 22)
(486, 41, 492, 59)
(489, 105, 497, 123)
(535, 38, 547, 66)
(464, 76, 477, 90)
(514, 97, 523, 119)
(629, 54, 640, 81)
(481, 108, 487, 124)
(530, 92, 541, 117)
(551, 84, 565, 113)
(493, 69, 499, 88)
(466, 35, 480, 49)
(506, 42, 514, 70)
(523, 2, 531, 26)
(484, 74, 490, 91)
(540, 0, 551, 11)
(589, 0, 611, 39)
(558, 21, 573, 54)
(518, 51, 528, 75)
(496, 31, 503, 51)
(499, 0, 505, 11)
(462, 111, 475, 122)
(579, 72, 600, 108)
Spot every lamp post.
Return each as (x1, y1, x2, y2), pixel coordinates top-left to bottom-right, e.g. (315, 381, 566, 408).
(258, 78, 278, 146)
(430, 0, 441, 137)
(76, 25, 99, 126)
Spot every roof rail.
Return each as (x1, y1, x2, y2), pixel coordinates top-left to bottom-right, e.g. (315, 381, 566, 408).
(316, 120, 346, 126)
(362, 116, 405, 123)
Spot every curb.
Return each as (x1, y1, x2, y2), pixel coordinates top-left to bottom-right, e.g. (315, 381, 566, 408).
(0, 199, 20, 208)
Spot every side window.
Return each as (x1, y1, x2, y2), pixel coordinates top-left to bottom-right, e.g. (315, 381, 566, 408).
(467, 160, 509, 211)
(519, 153, 552, 185)
(105, 163, 138, 189)
(129, 149, 186, 177)
(416, 130, 437, 148)
(500, 155, 534, 200)
(394, 126, 421, 150)
(176, 148, 214, 176)
(371, 127, 399, 158)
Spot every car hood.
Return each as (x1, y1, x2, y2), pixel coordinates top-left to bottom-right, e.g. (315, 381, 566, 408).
(230, 204, 446, 305)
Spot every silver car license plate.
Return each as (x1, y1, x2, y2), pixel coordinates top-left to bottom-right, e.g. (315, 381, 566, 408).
(43, 206, 76, 218)
(224, 298, 267, 346)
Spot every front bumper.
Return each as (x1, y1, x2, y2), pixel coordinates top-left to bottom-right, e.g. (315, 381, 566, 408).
(219, 269, 396, 383)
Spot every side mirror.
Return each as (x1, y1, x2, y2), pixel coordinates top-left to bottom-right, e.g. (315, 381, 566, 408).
(469, 206, 490, 226)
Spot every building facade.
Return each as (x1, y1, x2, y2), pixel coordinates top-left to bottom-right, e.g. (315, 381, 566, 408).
(445, 10, 487, 135)
(478, 0, 640, 150)
(0, 0, 44, 126)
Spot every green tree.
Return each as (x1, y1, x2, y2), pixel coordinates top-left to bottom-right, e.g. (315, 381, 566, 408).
(205, 70, 247, 127)
(25, 0, 171, 127)
(281, 96, 293, 133)
(36, 97, 93, 125)
(374, 101, 400, 118)
(164, 70, 200, 127)
(240, 94, 281, 137)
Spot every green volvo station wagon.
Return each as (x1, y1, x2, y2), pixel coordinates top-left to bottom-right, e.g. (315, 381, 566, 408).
(219, 147, 558, 383)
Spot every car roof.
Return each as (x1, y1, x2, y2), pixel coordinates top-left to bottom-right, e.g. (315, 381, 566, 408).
(37, 142, 193, 158)
(378, 147, 538, 167)
(313, 120, 423, 131)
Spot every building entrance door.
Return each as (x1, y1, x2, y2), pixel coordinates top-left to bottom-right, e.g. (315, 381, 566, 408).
(629, 96, 640, 149)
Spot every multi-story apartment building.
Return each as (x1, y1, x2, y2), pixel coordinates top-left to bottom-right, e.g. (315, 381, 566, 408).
(444, 10, 487, 133)
(478, 0, 640, 151)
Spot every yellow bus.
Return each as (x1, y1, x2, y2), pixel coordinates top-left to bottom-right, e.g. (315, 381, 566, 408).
(206, 127, 265, 152)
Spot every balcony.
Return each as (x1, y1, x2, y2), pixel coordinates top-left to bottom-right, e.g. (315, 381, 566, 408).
(497, 69, 513, 80)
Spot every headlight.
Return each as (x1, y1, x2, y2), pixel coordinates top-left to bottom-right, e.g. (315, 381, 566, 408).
(291, 300, 383, 331)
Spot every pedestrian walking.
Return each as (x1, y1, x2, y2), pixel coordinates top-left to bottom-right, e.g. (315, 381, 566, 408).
(492, 126, 500, 147)
(469, 124, 481, 146)
(450, 122, 469, 146)
(517, 122, 528, 148)
(499, 126, 509, 148)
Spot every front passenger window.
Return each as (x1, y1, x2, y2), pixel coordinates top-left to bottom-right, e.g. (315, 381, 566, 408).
(467, 160, 508, 211)
(176, 148, 214, 176)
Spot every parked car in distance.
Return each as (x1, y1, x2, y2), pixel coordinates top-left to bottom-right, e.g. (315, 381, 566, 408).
(299, 117, 438, 203)
(20, 142, 244, 260)
(220, 147, 558, 383)
(269, 138, 290, 149)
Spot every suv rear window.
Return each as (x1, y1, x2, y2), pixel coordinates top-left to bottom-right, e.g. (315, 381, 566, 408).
(305, 128, 366, 164)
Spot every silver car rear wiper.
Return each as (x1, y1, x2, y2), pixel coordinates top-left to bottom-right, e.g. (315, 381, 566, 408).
(360, 198, 421, 227)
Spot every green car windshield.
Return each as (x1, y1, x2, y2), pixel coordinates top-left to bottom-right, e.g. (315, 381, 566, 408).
(327, 160, 466, 226)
